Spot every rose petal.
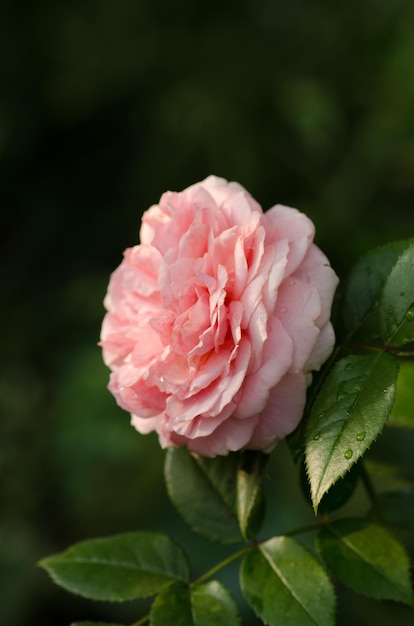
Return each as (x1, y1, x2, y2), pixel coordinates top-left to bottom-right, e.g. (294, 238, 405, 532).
(246, 372, 307, 451)
(101, 177, 338, 456)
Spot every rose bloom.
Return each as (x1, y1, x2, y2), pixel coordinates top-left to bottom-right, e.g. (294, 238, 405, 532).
(100, 176, 338, 457)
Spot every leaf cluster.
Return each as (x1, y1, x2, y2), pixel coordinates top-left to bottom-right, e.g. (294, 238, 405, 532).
(39, 240, 414, 625)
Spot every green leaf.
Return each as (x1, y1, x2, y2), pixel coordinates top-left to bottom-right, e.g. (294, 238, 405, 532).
(316, 519, 413, 604)
(379, 242, 414, 347)
(365, 459, 414, 495)
(300, 458, 360, 515)
(305, 353, 399, 511)
(389, 361, 414, 427)
(366, 461, 414, 530)
(150, 581, 240, 626)
(342, 239, 413, 339)
(240, 536, 336, 626)
(165, 448, 241, 543)
(236, 451, 267, 540)
(39, 532, 190, 601)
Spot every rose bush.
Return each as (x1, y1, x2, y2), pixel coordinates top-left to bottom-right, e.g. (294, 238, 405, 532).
(100, 176, 338, 456)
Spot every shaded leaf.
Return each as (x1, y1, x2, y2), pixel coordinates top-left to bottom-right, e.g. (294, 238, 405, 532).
(366, 461, 414, 531)
(316, 519, 413, 604)
(165, 448, 241, 543)
(150, 580, 240, 626)
(286, 353, 341, 465)
(342, 240, 412, 339)
(389, 360, 414, 428)
(378, 490, 414, 532)
(305, 353, 399, 511)
(39, 532, 190, 601)
(379, 242, 414, 347)
(236, 451, 267, 540)
(300, 458, 360, 515)
(240, 536, 335, 626)
(366, 459, 414, 494)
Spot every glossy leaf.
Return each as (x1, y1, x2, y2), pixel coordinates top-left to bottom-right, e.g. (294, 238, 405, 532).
(39, 532, 190, 601)
(150, 580, 240, 626)
(379, 242, 414, 347)
(389, 361, 414, 428)
(165, 448, 241, 543)
(240, 536, 335, 626)
(316, 519, 413, 604)
(300, 458, 360, 515)
(236, 451, 267, 540)
(305, 353, 399, 511)
(342, 239, 412, 338)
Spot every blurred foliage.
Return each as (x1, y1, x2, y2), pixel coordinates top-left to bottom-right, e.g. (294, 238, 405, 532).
(1, 0, 414, 624)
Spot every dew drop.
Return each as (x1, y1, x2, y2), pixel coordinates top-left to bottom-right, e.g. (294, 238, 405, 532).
(356, 431, 366, 441)
(344, 449, 353, 460)
(337, 393, 347, 402)
(313, 433, 321, 441)
(405, 307, 414, 321)
(345, 363, 353, 372)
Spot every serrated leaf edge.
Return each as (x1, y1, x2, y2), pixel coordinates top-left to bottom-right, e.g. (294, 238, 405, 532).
(318, 522, 414, 605)
(306, 353, 398, 511)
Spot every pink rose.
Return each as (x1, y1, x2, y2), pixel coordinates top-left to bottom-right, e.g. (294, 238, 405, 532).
(100, 176, 338, 457)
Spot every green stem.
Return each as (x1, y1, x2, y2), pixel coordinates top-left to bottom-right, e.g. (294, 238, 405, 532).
(191, 544, 255, 586)
(128, 518, 331, 625)
(283, 517, 330, 537)
(130, 615, 150, 626)
(344, 341, 383, 353)
(360, 461, 383, 522)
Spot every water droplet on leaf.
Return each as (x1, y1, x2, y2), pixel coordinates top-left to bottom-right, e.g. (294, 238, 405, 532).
(405, 307, 414, 321)
(344, 449, 353, 460)
(337, 393, 347, 402)
(313, 433, 321, 441)
(356, 431, 365, 441)
(345, 363, 353, 372)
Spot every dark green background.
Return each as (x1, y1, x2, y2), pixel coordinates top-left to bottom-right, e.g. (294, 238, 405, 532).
(1, 1, 414, 624)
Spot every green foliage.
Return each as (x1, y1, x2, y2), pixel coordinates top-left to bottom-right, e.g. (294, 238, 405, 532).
(378, 242, 414, 347)
(39, 532, 190, 601)
(236, 452, 267, 541)
(164, 448, 242, 543)
(38, 237, 414, 625)
(316, 519, 413, 604)
(240, 537, 336, 626)
(300, 459, 360, 515)
(389, 361, 414, 428)
(342, 240, 412, 339)
(165, 448, 267, 544)
(305, 353, 399, 510)
(150, 581, 240, 626)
